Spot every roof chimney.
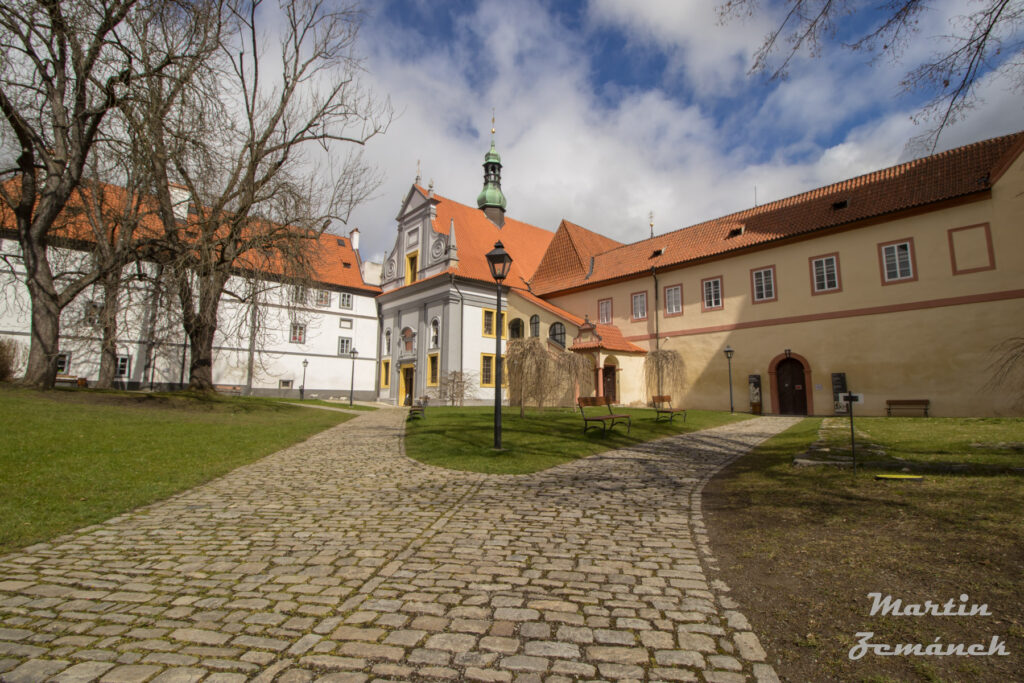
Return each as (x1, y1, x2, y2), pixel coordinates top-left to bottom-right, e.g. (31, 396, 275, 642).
(349, 227, 360, 252)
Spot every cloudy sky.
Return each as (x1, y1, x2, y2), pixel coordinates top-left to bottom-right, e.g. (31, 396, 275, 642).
(344, 0, 1024, 263)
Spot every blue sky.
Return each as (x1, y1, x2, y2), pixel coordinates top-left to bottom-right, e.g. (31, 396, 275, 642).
(346, 0, 1024, 262)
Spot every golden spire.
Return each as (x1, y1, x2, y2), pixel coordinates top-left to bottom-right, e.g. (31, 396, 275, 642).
(491, 108, 496, 136)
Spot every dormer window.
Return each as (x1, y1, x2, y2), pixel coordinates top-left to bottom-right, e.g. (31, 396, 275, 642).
(727, 226, 744, 239)
(832, 199, 849, 210)
(651, 248, 664, 258)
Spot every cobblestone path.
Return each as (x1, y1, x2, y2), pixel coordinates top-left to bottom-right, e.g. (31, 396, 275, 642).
(0, 410, 798, 683)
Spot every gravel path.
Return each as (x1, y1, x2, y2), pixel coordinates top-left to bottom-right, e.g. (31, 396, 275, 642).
(0, 409, 798, 682)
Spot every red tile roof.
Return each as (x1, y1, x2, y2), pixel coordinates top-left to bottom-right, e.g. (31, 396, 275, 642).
(528, 219, 623, 293)
(530, 131, 1024, 295)
(0, 179, 378, 293)
(414, 186, 555, 288)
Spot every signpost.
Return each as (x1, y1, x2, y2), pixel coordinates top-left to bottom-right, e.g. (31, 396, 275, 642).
(844, 391, 861, 473)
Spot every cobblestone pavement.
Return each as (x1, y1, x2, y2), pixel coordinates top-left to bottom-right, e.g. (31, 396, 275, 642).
(0, 410, 799, 682)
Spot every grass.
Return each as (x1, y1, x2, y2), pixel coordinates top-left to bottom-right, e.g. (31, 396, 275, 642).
(404, 405, 753, 474)
(704, 417, 1024, 682)
(267, 397, 378, 411)
(0, 385, 354, 554)
(815, 416, 1024, 469)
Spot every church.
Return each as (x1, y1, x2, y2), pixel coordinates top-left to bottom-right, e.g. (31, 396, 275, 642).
(376, 130, 1024, 417)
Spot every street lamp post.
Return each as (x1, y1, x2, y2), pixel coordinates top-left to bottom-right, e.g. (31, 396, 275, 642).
(485, 241, 513, 450)
(723, 345, 734, 413)
(349, 348, 358, 406)
(300, 358, 308, 400)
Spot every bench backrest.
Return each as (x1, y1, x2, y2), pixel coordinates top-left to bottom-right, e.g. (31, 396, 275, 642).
(652, 395, 673, 407)
(578, 396, 613, 414)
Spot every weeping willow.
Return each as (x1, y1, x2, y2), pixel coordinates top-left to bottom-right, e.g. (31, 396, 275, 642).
(644, 348, 686, 402)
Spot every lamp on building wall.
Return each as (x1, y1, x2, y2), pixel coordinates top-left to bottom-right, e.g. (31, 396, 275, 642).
(723, 345, 735, 413)
(784, 348, 792, 359)
(486, 241, 513, 449)
(349, 348, 358, 406)
(300, 358, 308, 400)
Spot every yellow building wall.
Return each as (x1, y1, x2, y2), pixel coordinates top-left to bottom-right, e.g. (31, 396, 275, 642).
(544, 150, 1024, 416)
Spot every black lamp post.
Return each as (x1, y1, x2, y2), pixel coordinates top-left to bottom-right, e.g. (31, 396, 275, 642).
(300, 358, 308, 400)
(485, 241, 513, 449)
(723, 345, 734, 413)
(349, 348, 358, 406)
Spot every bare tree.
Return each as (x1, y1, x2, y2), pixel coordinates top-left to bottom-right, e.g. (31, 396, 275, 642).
(0, 0, 219, 388)
(718, 0, 1024, 150)
(433, 370, 476, 407)
(129, 0, 388, 391)
(507, 337, 592, 413)
(644, 348, 686, 403)
(987, 334, 1024, 404)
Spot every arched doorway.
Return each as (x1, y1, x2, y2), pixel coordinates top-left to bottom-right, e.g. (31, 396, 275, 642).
(602, 356, 618, 404)
(776, 359, 806, 415)
(768, 352, 813, 416)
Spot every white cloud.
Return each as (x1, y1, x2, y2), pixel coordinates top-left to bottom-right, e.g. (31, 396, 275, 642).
(345, 0, 1022, 264)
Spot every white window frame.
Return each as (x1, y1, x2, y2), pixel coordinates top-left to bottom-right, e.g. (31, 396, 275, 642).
(290, 323, 306, 344)
(752, 267, 775, 302)
(598, 298, 612, 324)
(314, 289, 331, 307)
(338, 336, 352, 355)
(56, 353, 71, 374)
(631, 292, 647, 321)
(116, 355, 131, 378)
(812, 255, 840, 293)
(430, 318, 440, 348)
(664, 285, 682, 315)
(882, 241, 914, 282)
(702, 277, 723, 311)
(339, 292, 353, 309)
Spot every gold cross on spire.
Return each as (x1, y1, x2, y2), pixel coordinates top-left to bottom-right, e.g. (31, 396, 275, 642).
(491, 108, 496, 136)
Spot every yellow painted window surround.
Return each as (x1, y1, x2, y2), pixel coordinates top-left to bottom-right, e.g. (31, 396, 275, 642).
(405, 251, 419, 286)
(380, 360, 391, 388)
(427, 353, 439, 386)
(480, 353, 507, 387)
(481, 309, 508, 338)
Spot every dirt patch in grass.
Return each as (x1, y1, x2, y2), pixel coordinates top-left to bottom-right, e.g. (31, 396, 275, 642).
(703, 418, 1024, 683)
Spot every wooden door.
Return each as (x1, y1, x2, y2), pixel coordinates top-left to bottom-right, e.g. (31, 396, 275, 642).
(401, 366, 415, 406)
(602, 365, 617, 404)
(777, 358, 807, 415)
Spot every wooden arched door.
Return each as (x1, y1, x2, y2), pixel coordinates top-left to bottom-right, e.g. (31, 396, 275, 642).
(777, 358, 807, 415)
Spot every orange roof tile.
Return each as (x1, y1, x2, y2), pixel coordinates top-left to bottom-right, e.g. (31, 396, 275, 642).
(531, 131, 1024, 295)
(571, 323, 647, 354)
(414, 186, 555, 287)
(0, 179, 377, 293)
(515, 289, 585, 326)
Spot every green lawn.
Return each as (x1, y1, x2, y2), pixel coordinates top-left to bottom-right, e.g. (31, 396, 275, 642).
(0, 386, 353, 554)
(404, 405, 753, 474)
(705, 417, 1024, 682)
(269, 397, 379, 411)
(817, 416, 1024, 469)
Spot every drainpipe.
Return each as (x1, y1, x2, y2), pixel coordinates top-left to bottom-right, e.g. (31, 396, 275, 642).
(450, 273, 465, 380)
(652, 267, 661, 398)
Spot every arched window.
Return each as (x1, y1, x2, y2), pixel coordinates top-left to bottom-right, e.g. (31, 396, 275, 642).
(549, 322, 566, 347)
(384, 329, 391, 354)
(430, 318, 440, 348)
(401, 327, 415, 352)
(509, 318, 524, 339)
(529, 315, 540, 337)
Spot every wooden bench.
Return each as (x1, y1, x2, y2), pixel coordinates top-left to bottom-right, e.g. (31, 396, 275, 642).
(578, 396, 631, 435)
(215, 384, 242, 396)
(886, 399, 930, 417)
(408, 395, 429, 419)
(652, 395, 687, 423)
(55, 375, 87, 388)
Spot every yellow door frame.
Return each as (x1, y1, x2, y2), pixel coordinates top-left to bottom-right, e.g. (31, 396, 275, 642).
(399, 363, 415, 405)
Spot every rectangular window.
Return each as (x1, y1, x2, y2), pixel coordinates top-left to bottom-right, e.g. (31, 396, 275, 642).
(314, 289, 331, 307)
(481, 354, 494, 387)
(338, 337, 352, 355)
(482, 309, 506, 338)
(339, 318, 353, 329)
(56, 353, 71, 374)
(381, 360, 391, 388)
(290, 323, 306, 344)
(664, 285, 682, 316)
(291, 286, 307, 305)
(631, 291, 647, 321)
(116, 355, 131, 378)
(702, 277, 723, 311)
(339, 292, 353, 309)
(810, 254, 841, 293)
(405, 251, 419, 285)
(751, 267, 776, 303)
(279, 379, 293, 389)
(427, 353, 439, 386)
(880, 239, 915, 282)
(598, 298, 612, 324)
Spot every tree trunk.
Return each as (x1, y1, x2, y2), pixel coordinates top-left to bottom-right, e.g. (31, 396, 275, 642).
(22, 282, 61, 389)
(95, 274, 121, 389)
(179, 271, 227, 393)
